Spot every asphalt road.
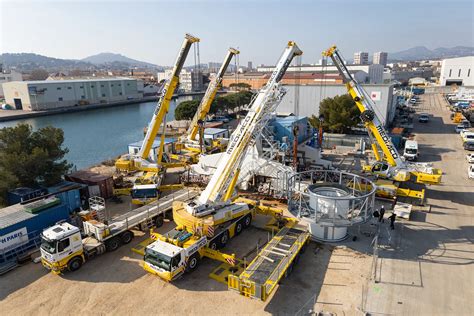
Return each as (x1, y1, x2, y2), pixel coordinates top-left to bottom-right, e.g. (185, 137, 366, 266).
(365, 93, 474, 314)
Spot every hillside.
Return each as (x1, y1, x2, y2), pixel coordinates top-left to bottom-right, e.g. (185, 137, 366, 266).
(389, 46, 474, 61)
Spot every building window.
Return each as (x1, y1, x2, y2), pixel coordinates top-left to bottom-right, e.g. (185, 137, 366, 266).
(80, 86, 84, 89)
(458, 69, 461, 77)
(111, 84, 114, 87)
(102, 93, 106, 97)
(118, 84, 121, 87)
(127, 83, 130, 86)
(91, 85, 95, 88)
(119, 92, 122, 96)
(101, 84, 105, 88)
(449, 69, 452, 77)
(81, 95, 85, 99)
(57, 87, 62, 90)
(58, 97, 63, 101)
(468, 69, 471, 77)
(67, 86, 72, 90)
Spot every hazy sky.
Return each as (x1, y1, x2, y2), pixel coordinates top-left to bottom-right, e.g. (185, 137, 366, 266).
(1, 0, 473, 66)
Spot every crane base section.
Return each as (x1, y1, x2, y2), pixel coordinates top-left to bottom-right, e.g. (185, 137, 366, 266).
(209, 259, 246, 284)
(227, 227, 309, 301)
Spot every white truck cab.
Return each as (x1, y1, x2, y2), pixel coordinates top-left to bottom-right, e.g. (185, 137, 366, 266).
(404, 140, 419, 161)
(40, 222, 85, 273)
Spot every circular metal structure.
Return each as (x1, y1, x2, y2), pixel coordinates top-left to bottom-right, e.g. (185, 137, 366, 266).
(288, 170, 376, 242)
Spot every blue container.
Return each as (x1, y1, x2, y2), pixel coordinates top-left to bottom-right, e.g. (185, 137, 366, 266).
(47, 181, 86, 212)
(270, 116, 314, 145)
(7, 187, 48, 206)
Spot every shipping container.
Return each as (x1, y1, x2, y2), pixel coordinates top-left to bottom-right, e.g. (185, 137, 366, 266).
(0, 198, 72, 272)
(7, 187, 48, 206)
(65, 170, 114, 199)
(270, 116, 315, 145)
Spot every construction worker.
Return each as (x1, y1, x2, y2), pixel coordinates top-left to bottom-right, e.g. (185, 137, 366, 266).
(388, 213, 396, 230)
(379, 205, 385, 223)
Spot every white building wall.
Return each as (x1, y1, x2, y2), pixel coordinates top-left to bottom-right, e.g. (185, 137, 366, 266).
(439, 56, 474, 86)
(368, 64, 384, 84)
(277, 84, 395, 126)
(0, 70, 23, 97)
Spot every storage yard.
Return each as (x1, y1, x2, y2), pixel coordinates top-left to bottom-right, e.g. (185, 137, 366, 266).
(1, 92, 473, 315)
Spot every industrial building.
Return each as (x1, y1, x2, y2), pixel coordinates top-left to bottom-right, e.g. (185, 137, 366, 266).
(439, 56, 474, 86)
(276, 83, 396, 126)
(179, 69, 204, 92)
(354, 52, 369, 65)
(2, 78, 142, 111)
(0, 67, 22, 98)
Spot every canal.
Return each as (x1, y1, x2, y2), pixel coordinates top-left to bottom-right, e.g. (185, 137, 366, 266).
(0, 96, 195, 170)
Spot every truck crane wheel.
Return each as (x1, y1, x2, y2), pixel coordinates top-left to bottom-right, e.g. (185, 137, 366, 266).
(120, 231, 134, 244)
(243, 214, 252, 228)
(105, 237, 121, 252)
(360, 110, 375, 122)
(68, 256, 83, 272)
(154, 215, 164, 228)
(186, 253, 200, 273)
(218, 231, 229, 247)
(235, 221, 243, 235)
(209, 240, 218, 250)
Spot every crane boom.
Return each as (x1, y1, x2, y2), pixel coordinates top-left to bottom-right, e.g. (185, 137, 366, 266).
(196, 42, 302, 207)
(139, 34, 200, 160)
(322, 46, 404, 168)
(187, 48, 240, 141)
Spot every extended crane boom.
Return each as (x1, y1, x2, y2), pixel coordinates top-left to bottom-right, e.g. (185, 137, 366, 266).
(323, 46, 441, 185)
(187, 48, 240, 141)
(188, 41, 302, 216)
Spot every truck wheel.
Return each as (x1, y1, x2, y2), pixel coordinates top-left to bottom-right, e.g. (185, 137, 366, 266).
(105, 237, 121, 252)
(209, 240, 218, 250)
(68, 256, 83, 272)
(235, 221, 243, 235)
(186, 253, 200, 273)
(219, 231, 229, 247)
(243, 214, 252, 228)
(154, 215, 164, 228)
(121, 231, 134, 244)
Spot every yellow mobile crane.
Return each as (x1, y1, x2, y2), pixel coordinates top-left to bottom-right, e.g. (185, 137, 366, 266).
(142, 41, 309, 284)
(114, 34, 200, 205)
(322, 46, 442, 186)
(171, 48, 240, 164)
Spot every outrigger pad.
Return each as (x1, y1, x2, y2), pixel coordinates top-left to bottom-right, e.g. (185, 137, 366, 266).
(209, 259, 246, 285)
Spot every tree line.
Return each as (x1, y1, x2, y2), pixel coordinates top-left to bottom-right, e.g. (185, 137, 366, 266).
(175, 90, 254, 120)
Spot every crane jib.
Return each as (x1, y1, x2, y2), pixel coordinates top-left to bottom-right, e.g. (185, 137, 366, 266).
(375, 124, 400, 160)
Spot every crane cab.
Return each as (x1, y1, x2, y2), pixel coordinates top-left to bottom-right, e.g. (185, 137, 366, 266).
(369, 161, 391, 178)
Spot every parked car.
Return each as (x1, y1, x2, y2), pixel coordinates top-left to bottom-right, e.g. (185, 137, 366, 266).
(462, 132, 474, 143)
(467, 153, 474, 163)
(468, 165, 474, 179)
(455, 124, 466, 133)
(418, 113, 429, 123)
(461, 120, 471, 128)
(464, 141, 474, 151)
(410, 98, 417, 104)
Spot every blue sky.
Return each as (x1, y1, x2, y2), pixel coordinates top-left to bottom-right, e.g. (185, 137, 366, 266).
(1, 0, 473, 66)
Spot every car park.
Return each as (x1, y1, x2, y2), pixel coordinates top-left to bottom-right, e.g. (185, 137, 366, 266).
(418, 113, 429, 123)
(467, 153, 474, 163)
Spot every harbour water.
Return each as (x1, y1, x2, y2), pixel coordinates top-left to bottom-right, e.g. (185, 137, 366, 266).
(0, 96, 195, 169)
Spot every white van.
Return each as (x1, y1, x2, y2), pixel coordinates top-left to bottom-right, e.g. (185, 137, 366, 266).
(404, 140, 419, 161)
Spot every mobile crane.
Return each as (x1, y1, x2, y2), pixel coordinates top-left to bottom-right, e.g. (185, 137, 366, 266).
(322, 46, 442, 186)
(114, 34, 200, 205)
(142, 41, 309, 282)
(171, 48, 240, 164)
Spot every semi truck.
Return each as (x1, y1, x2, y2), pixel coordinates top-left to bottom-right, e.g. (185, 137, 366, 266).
(40, 189, 197, 273)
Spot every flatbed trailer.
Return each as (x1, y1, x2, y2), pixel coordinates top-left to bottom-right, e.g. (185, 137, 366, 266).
(228, 226, 310, 301)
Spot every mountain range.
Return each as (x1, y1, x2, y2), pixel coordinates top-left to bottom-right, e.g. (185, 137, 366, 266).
(389, 46, 474, 61)
(81, 52, 158, 68)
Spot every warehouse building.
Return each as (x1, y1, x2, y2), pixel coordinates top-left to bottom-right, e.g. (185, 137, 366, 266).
(3, 78, 142, 111)
(439, 56, 474, 86)
(277, 84, 397, 126)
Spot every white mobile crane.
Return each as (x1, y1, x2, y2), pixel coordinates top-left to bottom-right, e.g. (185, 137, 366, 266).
(171, 48, 240, 164)
(143, 41, 305, 282)
(322, 46, 442, 186)
(114, 34, 200, 205)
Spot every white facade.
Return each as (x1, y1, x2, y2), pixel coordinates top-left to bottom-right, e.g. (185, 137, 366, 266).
(3, 78, 142, 111)
(277, 84, 396, 126)
(179, 69, 203, 92)
(373, 52, 388, 66)
(157, 69, 173, 82)
(439, 56, 474, 86)
(0, 70, 23, 97)
(368, 64, 385, 84)
(354, 52, 369, 65)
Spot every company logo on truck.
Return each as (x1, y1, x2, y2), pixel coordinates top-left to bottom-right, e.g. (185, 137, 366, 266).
(0, 227, 29, 251)
(376, 125, 400, 160)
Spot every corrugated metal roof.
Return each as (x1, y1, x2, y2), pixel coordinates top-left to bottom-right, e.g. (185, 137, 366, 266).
(16, 77, 136, 85)
(204, 128, 227, 135)
(0, 203, 35, 230)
